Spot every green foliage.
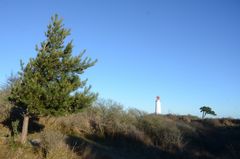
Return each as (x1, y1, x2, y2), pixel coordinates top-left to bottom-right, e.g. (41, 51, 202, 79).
(9, 14, 97, 116)
(200, 106, 217, 119)
(11, 120, 19, 137)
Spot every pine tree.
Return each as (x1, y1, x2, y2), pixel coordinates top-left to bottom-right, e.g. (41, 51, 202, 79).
(200, 106, 216, 119)
(9, 15, 97, 143)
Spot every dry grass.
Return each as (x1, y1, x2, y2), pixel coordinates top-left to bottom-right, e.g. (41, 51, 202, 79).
(0, 140, 40, 159)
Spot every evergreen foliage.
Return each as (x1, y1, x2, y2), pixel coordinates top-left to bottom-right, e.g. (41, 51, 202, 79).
(200, 106, 216, 119)
(9, 14, 97, 116)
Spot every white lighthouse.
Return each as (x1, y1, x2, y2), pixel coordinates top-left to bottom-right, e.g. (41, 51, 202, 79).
(155, 96, 161, 115)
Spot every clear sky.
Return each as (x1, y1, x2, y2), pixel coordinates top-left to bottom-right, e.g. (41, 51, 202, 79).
(0, 0, 240, 118)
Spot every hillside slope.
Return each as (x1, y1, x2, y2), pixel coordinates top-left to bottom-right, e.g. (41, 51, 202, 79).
(0, 105, 240, 159)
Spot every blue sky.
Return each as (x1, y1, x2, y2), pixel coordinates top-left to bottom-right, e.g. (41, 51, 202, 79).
(0, 0, 240, 118)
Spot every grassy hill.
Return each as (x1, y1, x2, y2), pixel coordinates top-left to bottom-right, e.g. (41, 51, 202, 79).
(0, 99, 240, 159)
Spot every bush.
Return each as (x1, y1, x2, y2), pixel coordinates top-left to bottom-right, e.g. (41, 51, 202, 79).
(38, 99, 185, 153)
(89, 100, 148, 140)
(0, 75, 17, 121)
(63, 99, 151, 146)
(0, 86, 12, 121)
(137, 115, 183, 151)
(11, 120, 20, 138)
(40, 130, 78, 159)
(59, 113, 92, 135)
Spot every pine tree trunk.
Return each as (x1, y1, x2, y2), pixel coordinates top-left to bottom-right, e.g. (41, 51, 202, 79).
(20, 114, 29, 144)
(202, 112, 205, 119)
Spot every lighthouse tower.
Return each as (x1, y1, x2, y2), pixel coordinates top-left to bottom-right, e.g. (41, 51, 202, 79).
(155, 96, 161, 115)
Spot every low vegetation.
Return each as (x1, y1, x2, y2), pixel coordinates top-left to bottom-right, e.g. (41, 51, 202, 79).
(1, 94, 240, 159)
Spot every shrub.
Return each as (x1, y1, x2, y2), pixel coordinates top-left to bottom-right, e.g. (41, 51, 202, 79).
(40, 130, 78, 159)
(203, 119, 222, 127)
(38, 99, 183, 153)
(0, 85, 12, 121)
(137, 115, 182, 151)
(86, 100, 151, 145)
(39, 99, 151, 148)
(59, 113, 92, 135)
(12, 120, 20, 138)
(0, 75, 18, 121)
